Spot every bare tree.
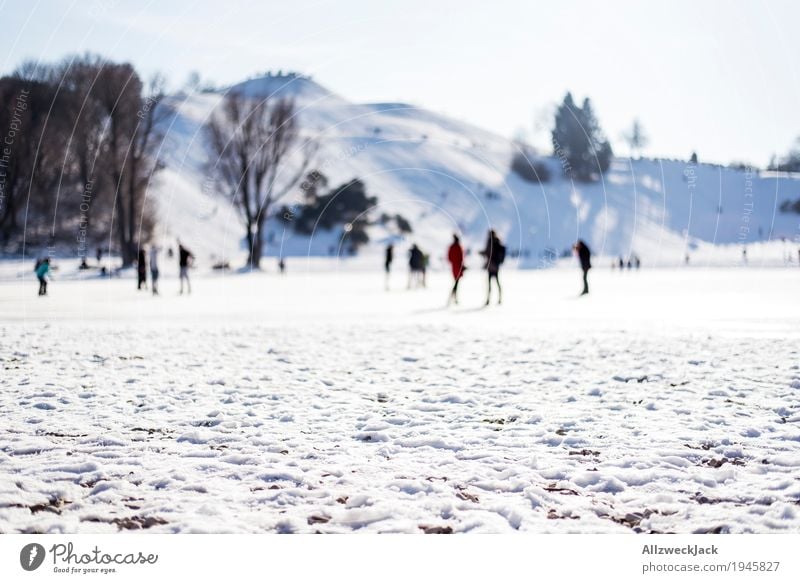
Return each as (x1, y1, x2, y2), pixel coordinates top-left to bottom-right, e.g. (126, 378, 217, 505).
(622, 119, 648, 159)
(0, 70, 68, 246)
(206, 92, 314, 269)
(126, 74, 166, 259)
(0, 76, 38, 245)
(56, 55, 111, 248)
(95, 62, 162, 265)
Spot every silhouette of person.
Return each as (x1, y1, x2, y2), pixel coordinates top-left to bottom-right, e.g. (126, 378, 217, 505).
(137, 248, 147, 290)
(178, 241, 193, 295)
(149, 245, 160, 295)
(574, 240, 592, 295)
(35, 257, 50, 296)
(447, 234, 465, 305)
(482, 229, 505, 305)
(408, 244, 425, 289)
(385, 244, 394, 274)
(384, 244, 394, 289)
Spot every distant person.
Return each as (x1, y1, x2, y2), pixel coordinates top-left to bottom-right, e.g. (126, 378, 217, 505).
(481, 229, 505, 305)
(574, 240, 592, 295)
(278, 257, 286, 274)
(685, 253, 690, 265)
(408, 244, 425, 289)
(447, 234, 465, 305)
(178, 241, 193, 295)
(385, 244, 394, 274)
(384, 244, 394, 289)
(96, 247, 102, 265)
(149, 245, 160, 296)
(618, 256, 624, 270)
(35, 257, 50, 296)
(137, 248, 147, 290)
(742, 247, 748, 265)
(626, 258, 632, 270)
(634, 255, 641, 269)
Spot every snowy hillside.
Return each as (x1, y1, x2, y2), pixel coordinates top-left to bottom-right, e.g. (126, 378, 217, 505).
(152, 73, 800, 270)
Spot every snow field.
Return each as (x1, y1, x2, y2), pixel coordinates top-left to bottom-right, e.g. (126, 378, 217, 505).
(1, 267, 799, 533)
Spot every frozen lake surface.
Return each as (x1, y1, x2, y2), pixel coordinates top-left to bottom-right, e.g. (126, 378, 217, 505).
(1, 266, 799, 533)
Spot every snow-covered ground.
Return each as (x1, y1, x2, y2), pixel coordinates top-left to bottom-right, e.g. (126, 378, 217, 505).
(1, 265, 799, 533)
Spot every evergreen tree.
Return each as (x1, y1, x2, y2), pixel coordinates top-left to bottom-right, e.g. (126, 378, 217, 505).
(551, 93, 613, 181)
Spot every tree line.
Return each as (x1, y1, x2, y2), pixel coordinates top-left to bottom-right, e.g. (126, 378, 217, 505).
(0, 54, 387, 270)
(0, 55, 164, 265)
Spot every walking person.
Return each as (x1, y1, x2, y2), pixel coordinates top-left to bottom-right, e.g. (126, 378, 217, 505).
(408, 244, 424, 289)
(447, 234, 465, 305)
(137, 248, 147, 290)
(481, 229, 505, 305)
(149, 244, 160, 296)
(178, 240, 194, 295)
(35, 257, 50, 296)
(384, 243, 394, 289)
(574, 239, 592, 295)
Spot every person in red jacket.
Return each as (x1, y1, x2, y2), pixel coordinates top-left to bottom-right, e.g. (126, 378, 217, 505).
(447, 234, 465, 305)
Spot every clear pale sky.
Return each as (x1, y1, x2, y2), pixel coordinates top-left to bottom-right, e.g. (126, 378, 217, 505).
(2, 0, 798, 166)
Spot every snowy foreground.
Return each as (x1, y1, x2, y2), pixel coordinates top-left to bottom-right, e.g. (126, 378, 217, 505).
(1, 266, 799, 534)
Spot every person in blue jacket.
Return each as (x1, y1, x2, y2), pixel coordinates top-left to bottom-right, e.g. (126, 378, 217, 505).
(35, 258, 51, 296)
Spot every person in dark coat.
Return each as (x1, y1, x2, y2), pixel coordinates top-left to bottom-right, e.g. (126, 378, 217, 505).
(447, 234, 465, 305)
(178, 240, 193, 295)
(408, 244, 425, 289)
(574, 240, 592, 295)
(137, 248, 147, 290)
(385, 244, 394, 274)
(149, 245, 160, 295)
(481, 229, 505, 305)
(384, 244, 394, 289)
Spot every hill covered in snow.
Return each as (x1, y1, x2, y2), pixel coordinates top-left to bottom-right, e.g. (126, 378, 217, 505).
(152, 73, 800, 270)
